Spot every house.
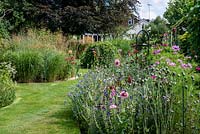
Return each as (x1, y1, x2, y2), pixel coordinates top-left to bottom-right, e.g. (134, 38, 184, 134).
(125, 18, 150, 39)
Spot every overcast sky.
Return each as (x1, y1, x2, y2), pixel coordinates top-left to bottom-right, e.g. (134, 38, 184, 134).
(138, 0, 169, 20)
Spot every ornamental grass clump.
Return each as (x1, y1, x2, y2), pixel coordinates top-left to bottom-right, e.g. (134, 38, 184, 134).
(69, 44, 200, 133)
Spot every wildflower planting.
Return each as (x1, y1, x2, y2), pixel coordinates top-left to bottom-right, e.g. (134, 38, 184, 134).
(69, 43, 200, 133)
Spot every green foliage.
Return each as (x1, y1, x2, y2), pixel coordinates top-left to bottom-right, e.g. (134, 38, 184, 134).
(0, 0, 139, 35)
(0, 21, 9, 38)
(164, 0, 193, 33)
(81, 41, 118, 68)
(178, 32, 191, 54)
(0, 62, 15, 108)
(164, 0, 200, 63)
(187, 1, 200, 62)
(110, 39, 133, 56)
(146, 16, 169, 44)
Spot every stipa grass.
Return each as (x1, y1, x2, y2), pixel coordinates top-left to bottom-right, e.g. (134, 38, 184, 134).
(2, 29, 78, 82)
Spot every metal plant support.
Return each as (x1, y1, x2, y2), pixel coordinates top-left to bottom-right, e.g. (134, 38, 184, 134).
(135, 27, 150, 66)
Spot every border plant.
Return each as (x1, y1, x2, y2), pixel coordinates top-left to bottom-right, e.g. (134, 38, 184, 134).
(0, 62, 15, 108)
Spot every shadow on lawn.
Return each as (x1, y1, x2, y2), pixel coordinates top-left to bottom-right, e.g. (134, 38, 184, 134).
(49, 106, 80, 133)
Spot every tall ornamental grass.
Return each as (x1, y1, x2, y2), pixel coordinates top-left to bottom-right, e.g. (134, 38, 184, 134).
(3, 50, 43, 82)
(1, 29, 78, 82)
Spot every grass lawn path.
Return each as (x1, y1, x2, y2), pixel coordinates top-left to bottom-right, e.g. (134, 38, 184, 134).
(0, 80, 80, 134)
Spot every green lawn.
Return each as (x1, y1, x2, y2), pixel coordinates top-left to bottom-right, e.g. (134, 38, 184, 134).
(0, 80, 80, 134)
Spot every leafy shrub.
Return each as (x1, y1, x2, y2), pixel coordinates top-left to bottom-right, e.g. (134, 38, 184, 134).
(81, 42, 118, 68)
(69, 45, 200, 133)
(0, 20, 10, 39)
(0, 62, 16, 108)
(110, 39, 133, 56)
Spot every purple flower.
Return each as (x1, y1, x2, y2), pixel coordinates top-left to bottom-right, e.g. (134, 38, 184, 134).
(181, 63, 192, 69)
(110, 89, 116, 97)
(168, 62, 176, 66)
(153, 49, 162, 55)
(172, 45, 180, 52)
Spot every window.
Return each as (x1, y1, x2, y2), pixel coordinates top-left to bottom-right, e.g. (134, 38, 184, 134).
(128, 19, 133, 26)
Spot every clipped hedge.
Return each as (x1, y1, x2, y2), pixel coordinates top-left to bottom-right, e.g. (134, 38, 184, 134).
(0, 62, 15, 108)
(81, 42, 118, 68)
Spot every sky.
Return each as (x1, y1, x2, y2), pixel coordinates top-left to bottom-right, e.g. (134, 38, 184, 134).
(138, 0, 169, 20)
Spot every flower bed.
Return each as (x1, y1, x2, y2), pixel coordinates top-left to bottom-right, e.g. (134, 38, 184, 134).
(69, 44, 200, 133)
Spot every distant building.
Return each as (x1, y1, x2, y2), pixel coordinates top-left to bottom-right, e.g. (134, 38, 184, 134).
(125, 19, 150, 39)
(81, 33, 103, 44)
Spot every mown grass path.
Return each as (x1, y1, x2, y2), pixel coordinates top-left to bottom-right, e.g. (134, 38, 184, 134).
(0, 80, 80, 134)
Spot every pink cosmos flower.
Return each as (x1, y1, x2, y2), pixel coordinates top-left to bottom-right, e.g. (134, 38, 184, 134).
(151, 75, 156, 79)
(120, 91, 129, 99)
(109, 104, 117, 109)
(114, 59, 120, 67)
(196, 66, 200, 71)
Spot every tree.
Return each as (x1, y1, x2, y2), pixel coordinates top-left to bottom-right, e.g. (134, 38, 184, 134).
(164, 0, 200, 62)
(0, 0, 139, 35)
(146, 16, 169, 44)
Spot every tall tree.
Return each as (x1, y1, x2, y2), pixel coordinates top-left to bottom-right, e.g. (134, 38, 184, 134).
(146, 16, 169, 44)
(0, 0, 139, 34)
(164, 0, 200, 62)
